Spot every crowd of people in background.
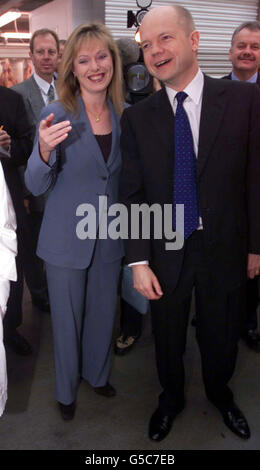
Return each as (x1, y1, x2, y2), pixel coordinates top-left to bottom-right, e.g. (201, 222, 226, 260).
(0, 3, 259, 444)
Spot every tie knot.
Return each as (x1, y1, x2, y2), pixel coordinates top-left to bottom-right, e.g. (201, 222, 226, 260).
(175, 91, 187, 105)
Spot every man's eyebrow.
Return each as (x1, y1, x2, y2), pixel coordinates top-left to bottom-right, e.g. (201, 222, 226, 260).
(141, 31, 173, 45)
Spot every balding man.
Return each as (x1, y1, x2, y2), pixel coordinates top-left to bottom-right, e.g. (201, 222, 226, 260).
(120, 5, 260, 441)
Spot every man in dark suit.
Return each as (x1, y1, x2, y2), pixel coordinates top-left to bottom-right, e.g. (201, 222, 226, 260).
(120, 5, 260, 442)
(0, 86, 33, 355)
(222, 21, 260, 351)
(12, 28, 59, 313)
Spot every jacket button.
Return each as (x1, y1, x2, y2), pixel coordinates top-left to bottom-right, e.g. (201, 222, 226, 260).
(101, 176, 107, 180)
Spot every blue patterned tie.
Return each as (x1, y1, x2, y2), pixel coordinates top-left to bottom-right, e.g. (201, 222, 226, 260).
(47, 84, 55, 104)
(173, 91, 199, 239)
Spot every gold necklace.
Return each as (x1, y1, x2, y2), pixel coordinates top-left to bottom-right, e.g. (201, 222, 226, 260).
(85, 105, 106, 122)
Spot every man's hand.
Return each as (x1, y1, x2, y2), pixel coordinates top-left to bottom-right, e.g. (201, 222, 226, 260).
(39, 113, 72, 163)
(247, 253, 260, 279)
(132, 264, 163, 300)
(0, 129, 11, 150)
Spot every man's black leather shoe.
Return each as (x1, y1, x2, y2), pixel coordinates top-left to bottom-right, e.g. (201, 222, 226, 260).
(32, 296, 50, 313)
(58, 401, 76, 421)
(243, 330, 260, 351)
(222, 403, 250, 439)
(149, 408, 175, 442)
(5, 330, 32, 356)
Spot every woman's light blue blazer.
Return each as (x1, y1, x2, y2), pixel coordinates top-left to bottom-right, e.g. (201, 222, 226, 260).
(25, 96, 124, 269)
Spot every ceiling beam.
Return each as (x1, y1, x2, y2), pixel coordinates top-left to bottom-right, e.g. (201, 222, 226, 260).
(0, 1, 54, 16)
(0, 1, 25, 16)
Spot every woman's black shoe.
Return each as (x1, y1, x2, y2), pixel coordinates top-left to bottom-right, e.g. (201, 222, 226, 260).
(58, 401, 76, 421)
(93, 382, 116, 397)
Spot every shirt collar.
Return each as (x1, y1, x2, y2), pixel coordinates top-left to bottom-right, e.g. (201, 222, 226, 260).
(33, 72, 55, 95)
(231, 71, 258, 83)
(165, 68, 204, 105)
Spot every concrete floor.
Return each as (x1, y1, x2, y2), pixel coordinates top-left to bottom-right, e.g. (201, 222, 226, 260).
(0, 288, 259, 451)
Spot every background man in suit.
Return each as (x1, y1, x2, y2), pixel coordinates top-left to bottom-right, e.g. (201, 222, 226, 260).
(0, 86, 33, 355)
(120, 5, 260, 442)
(222, 21, 260, 351)
(12, 28, 60, 313)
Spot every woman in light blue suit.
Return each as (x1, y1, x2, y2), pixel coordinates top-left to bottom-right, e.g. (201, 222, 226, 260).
(25, 23, 124, 420)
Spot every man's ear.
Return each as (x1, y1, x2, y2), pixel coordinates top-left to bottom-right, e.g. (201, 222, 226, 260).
(190, 30, 200, 52)
(228, 48, 233, 63)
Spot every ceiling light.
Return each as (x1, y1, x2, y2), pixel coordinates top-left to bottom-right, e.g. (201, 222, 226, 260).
(0, 32, 31, 39)
(0, 11, 21, 28)
(135, 30, 141, 44)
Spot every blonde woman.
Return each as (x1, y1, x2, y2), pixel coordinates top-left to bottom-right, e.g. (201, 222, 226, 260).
(25, 23, 124, 420)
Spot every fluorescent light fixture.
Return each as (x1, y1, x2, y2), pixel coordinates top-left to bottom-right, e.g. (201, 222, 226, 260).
(0, 11, 21, 28)
(0, 32, 31, 39)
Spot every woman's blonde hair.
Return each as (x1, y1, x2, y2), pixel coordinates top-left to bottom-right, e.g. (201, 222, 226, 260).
(57, 22, 124, 116)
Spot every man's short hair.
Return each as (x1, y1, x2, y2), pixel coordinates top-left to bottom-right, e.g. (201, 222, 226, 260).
(231, 21, 260, 45)
(30, 28, 60, 53)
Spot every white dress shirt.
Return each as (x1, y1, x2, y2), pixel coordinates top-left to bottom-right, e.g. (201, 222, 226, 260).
(129, 69, 204, 266)
(0, 162, 17, 416)
(231, 70, 258, 83)
(33, 72, 58, 105)
(165, 68, 204, 157)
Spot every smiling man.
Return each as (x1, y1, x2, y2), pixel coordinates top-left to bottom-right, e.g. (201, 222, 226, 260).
(120, 5, 260, 442)
(223, 22, 260, 353)
(227, 21, 260, 83)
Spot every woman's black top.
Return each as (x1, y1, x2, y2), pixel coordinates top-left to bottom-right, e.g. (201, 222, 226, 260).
(95, 132, 112, 164)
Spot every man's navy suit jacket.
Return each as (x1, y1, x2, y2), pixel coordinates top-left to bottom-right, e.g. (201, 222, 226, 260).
(120, 75, 260, 292)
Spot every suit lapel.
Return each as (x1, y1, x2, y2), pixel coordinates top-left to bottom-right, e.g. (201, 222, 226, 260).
(149, 80, 228, 178)
(150, 87, 175, 158)
(106, 97, 119, 169)
(28, 76, 45, 123)
(197, 75, 228, 177)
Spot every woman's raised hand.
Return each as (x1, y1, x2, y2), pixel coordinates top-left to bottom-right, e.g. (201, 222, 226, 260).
(39, 113, 72, 163)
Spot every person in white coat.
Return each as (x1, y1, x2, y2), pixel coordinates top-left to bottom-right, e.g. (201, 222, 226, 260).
(0, 161, 17, 416)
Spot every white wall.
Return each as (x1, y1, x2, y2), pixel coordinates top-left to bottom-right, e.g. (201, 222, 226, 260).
(72, 0, 105, 29)
(30, 0, 105, 39)
(30, 0, 72, 39)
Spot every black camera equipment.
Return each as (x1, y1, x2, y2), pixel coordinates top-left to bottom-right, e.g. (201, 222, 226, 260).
(125, 0, 153, 103)
(127, 0, 153, 28)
